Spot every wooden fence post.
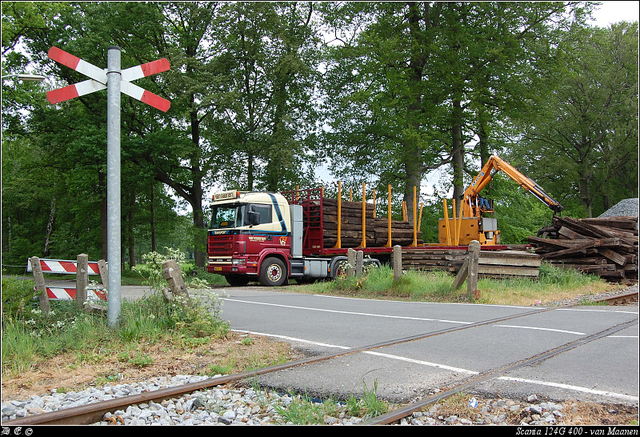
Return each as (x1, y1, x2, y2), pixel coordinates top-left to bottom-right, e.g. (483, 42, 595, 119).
(355, 250, 364, 277)
(161, 259, 191, 304)
(467, 240, 481, 300)
(76, 253, 88, 309)
(347, 248, 355, 277)
(30, 256, 50, 313)
(452, 240, 481, 300)
(393, 245, 403, 281)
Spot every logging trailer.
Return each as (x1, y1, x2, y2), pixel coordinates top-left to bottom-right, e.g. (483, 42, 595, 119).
(208, 186, 439, 286)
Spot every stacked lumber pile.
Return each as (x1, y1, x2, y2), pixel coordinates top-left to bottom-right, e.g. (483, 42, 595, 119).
(400, 248, 542, 279)
(528, 216, 638, 282)
(477, 250, 542, 279)
(321, 198, 424, 248)
(401, 248, 467, 273)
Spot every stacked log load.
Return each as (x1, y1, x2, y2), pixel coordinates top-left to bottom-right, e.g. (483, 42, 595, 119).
(321, 197, 424, 248)
(527, 215, 638, 282)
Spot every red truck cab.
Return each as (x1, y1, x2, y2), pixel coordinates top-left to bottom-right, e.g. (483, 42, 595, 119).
(207, 190, 297, 286)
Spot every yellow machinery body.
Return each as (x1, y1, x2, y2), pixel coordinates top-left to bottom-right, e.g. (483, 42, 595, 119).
(438, 217, 500, 246)
(438, 155, 562, 246)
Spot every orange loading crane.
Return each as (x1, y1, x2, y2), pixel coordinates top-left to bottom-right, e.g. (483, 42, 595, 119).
(439, 155, 563, 246)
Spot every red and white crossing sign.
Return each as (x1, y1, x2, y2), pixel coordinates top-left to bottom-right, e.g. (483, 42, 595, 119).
(46, 46, 170, 112)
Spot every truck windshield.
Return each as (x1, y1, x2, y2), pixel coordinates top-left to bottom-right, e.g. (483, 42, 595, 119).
(210, 203, 273, 229)
(210, 204, 245, 229)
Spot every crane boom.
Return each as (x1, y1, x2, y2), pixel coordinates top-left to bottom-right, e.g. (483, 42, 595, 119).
(462, 155, 563, 219)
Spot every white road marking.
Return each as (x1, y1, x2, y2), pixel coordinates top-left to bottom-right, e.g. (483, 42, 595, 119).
(494, 325, 585, 336)
(498, 377, 638, 402)
(224, 298, 472, 325)
(233, 328, 638, 403)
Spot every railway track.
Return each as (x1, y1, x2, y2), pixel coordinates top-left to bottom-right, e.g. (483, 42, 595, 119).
(3, 293, 637, 426)
(600, 289, 638, 306)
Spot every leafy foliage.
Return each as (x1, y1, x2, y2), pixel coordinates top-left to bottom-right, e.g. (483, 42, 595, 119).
(1, 2, 637, 265)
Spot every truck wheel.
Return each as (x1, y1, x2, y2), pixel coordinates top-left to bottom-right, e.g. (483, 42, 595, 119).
(226, 274, 250, 286)
(259, 257, 287, 286)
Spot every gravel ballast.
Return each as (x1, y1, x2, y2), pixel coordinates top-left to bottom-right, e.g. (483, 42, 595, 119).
(2, 374, 635, 426)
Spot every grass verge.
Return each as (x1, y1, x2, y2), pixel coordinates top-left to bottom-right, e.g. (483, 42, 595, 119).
(294, 262, 616, 306)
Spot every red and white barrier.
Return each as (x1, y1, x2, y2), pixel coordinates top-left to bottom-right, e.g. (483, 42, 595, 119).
(46, 286, 107, 301)
(28, 257, 108, 301)
(27, 258, 101, 275)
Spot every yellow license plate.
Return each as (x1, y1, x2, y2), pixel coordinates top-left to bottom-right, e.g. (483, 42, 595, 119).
(214, 267, 222, 271)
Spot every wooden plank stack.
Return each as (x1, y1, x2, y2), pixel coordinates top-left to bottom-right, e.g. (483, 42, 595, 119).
(477, 250, 542, 279)
(400, 248, 542, 279)
(401, 248, 467, 273)
(322, 197, 424, 248)
(528, 215, 638, 282)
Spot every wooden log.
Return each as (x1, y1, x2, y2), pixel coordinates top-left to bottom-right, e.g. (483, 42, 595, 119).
(541, 245, 599, 259)
(553, 216, 616, 239)
(478, 252, 541, 268)
(467, 241, 481, 299)
(452, 258, 469, 290)
(545, 257, 609, 265)
(347, 248, 355, 277)
(393, 245, 402, 281)
(579, 216, 638, 231)
(478, 265, 541, 278)
(596, 248, 628, 266)
(558, 226, 588, 240)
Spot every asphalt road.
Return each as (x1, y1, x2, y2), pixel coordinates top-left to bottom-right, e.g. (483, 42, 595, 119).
(206, 285, 639, 405)
(32, 280, 640, 405)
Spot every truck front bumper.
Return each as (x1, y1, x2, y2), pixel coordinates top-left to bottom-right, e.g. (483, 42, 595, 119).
(207, 256, 258, 275)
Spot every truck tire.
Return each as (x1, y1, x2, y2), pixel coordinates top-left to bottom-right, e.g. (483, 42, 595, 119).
(226, 274, 250, 287)
(259, 257, 287, 287)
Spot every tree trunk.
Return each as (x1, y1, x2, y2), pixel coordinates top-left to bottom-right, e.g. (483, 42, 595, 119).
(189, 106, 207, 268)
(43, 197, 56, 257)
(452, 100, 465, 212)
(191, 184, 206, 268)
(403, 160, 422, 226)
(579, 162, 594, 218)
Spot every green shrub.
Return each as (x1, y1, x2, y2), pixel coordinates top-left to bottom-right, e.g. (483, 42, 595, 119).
(539, 262, 598, 287)
(1, 276, 40, 321)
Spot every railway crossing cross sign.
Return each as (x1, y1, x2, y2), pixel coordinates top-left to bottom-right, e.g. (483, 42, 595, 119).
(46, 46, 170, 111)
(47, 46, 171, 327)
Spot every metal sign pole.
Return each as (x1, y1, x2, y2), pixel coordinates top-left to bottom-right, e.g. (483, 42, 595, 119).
(106, 46, 122, 327)
(46, 45, 169, 328)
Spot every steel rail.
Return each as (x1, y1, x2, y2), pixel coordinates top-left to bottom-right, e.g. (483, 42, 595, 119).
(363, 317, 638, 425)
(600, 290, 638, 305)
(3, 295, 636, 426)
